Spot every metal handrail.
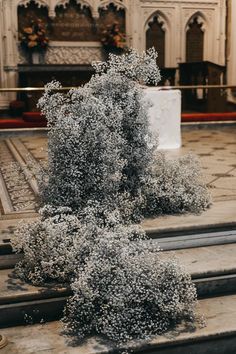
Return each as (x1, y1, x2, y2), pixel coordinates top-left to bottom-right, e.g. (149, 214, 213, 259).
(0, 85, 236, 92)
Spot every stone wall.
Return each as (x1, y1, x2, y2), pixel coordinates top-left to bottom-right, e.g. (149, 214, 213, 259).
(0, 0, 230, 108)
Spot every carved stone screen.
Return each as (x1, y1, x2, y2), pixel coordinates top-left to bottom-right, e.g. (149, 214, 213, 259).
(186, 18, 204, 62)
(51, 0, 97, 41)
(98, 3, 125, 35)
(18, 0, 50, 38)
(18, 0, 126, 43)
(146, 16, 165, 68)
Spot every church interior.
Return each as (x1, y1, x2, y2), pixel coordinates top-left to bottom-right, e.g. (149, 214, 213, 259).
(0, 0, 236, 353)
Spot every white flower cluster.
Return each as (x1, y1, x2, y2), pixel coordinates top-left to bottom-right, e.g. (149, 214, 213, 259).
(144, 152, 211, 216)
(12, 49, 210, 347)
(63, 220, 197, 344)
(92, 47, 161, 85)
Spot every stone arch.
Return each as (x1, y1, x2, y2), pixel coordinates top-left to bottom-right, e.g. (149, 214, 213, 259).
(97, 2, 126, 38)
(186, 11, 207, 33)
(17, 0, 50, 40)
(53, 0, 92, 9)
(98, 1, 127, 11)
(144, 11, 170, 68)
(51, 0, 94, 17)
(17, 0, 49, 8)
(50, 0, 97, 41)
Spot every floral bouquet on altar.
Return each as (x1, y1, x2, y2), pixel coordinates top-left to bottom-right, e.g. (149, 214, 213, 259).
(101, 21, 126, 55)
(20, 19, 49, 64)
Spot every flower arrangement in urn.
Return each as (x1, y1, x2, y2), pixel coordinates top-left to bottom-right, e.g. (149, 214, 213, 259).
(101, 21, 126, 55)
(20, 19, 49, 64)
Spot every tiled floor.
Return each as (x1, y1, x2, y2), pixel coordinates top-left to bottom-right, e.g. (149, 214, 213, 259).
(0, 125, 235, 237)
(167, 127, 236, 202)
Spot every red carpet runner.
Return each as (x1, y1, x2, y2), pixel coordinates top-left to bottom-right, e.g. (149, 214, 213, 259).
(0, 112, 236, 129)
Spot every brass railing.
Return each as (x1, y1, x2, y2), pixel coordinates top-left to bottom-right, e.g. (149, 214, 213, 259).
(0, 84, 236, 92)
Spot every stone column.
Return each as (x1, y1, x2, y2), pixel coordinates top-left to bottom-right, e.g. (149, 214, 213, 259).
(0, 0, 18, 109)
(0, 0, 10, 109)
(129, 0, 142, 51)
(227, 0, 236, 103)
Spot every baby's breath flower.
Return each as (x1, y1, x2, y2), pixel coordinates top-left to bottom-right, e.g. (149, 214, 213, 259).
(13, 48, 210, 348)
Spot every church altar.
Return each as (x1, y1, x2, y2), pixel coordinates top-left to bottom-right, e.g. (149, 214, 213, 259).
(145, 88, 181, 149)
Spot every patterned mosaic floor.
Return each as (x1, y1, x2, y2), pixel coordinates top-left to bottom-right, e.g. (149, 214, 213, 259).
(0, 126, 236, 240)
(169, 126, 236, 202)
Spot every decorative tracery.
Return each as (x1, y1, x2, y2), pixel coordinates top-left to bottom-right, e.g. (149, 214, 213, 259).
(98, 0, 126, 11)
(17, 0, 48, 8)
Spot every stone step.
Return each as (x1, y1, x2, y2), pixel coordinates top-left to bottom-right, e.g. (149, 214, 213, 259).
(1, 294, 236, 354)
(154, 229, 236, 250)
(0, 253, 22, 270)
(0, 243, 236, 327)
(0, 268, 70, 328)
(170, 243, 236, 297)
(1, 227, 236, 261)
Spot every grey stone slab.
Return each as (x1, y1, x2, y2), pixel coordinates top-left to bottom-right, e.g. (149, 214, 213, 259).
(0, 268, 70, 305)
(157, 229, 236, 250)
(0, 254, 23, 270)
(164, 243, 236, 278)
(142, 200, 236, 234)
(195, 274, 236, 298)
(0, 297, 67, 328)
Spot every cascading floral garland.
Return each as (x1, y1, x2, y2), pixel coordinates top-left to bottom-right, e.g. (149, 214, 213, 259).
(12, 48, 210, 352)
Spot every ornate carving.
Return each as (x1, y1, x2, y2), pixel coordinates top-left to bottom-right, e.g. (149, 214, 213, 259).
(145, 11, 169, 31)
(98, 0, 127, 11)
(18, 44, 102, 64)
(45, 45, 102, 63)
(51, 1, 97, 41)
(53, 0, 92, 9)
(0, 139, 37, 213)
(186, 13, 206, 32)
(140, 1, 218, 4)
(17, 0, 49, 8)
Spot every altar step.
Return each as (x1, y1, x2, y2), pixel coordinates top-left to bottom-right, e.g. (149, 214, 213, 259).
(0, 243, 236, 328)
(1, 294, 236, 354)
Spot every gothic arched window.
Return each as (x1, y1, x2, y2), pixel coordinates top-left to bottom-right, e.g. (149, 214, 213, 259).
(146, 15, 165, 68)
(186, 17, 204, 62)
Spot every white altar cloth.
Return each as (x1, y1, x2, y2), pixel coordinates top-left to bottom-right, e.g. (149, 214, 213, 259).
(144, 88, 181, 149)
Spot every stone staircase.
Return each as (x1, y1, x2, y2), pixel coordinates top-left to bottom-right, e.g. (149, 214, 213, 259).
(0, 227, 236, 353)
